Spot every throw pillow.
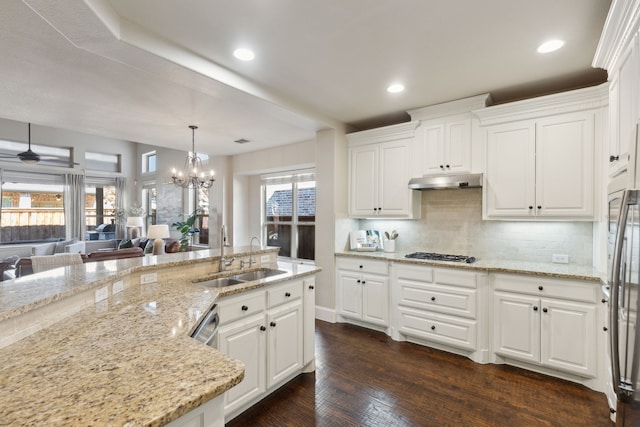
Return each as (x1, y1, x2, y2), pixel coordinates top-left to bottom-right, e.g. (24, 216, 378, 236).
(55, 238, 78, 254)
(32, 242, 57, 256)
(118, 239, 133, 249)
(165, 240, 180, 253)
(144, 239, 154, 254)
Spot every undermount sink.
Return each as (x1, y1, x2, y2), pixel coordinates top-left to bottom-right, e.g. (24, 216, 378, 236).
(195, 268, 289, 288)
(232, 268, 288, 281)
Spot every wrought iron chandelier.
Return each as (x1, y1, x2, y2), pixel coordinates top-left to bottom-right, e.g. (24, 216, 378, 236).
(171, 125, 215, 189)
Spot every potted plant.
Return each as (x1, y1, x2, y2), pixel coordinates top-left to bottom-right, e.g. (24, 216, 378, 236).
(172, 209, 201, 251)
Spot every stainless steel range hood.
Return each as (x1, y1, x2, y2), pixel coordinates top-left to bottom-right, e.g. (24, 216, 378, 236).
(408, 173, 483, 190)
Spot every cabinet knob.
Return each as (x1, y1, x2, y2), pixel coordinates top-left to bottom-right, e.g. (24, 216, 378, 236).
(270, 321, 276, 327)
(362, 281, 366, 285)
(357, 279, 361, 283)
(309, 285, 315, 290)
(610, 155, 620, 162)
(542, 307, 548, 313)
(538, 285, 543, 291)
(260, 326, 266, 331)
(241, 305, 248, 311)
(602, 298, 607, 303)
(373, 208, 378, 211)
(446, 165, 450, 168)
(431, 325, 436, 330)
(285, 292, 291, 297)
(440, 165, 444, 169)
(430, 296, 436, 302)
(537, 205, 542, 209)
(529, 206, 533, 210)
(533, 306, 538, 311)
(603, 326, 608, 332)
(359, 265, 363, 269)
(378, 207, 382, 211)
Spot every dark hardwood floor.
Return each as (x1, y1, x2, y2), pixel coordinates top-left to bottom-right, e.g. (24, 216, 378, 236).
(226, 321, 612, 427)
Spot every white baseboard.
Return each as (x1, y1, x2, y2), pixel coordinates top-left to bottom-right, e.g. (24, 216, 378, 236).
(315, 305, 336, 323)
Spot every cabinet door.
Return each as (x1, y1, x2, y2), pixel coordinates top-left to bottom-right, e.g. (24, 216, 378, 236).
(445, 120, 471, 174)
(493, 292, 539, 364)
(337, 270, 363, 320)
(536, 112, 594, 217)
(540, 298, 596, 377)
(267, 301, 303, 388)
(378, 139, 412, 216)
(485, 121, 536, 217)
(361, 273, 389, 326)
(217, 315, 266, 413)
(422, 124, 445, 175)
(349, 145, 378, 217)
(303, 278, 315, 365)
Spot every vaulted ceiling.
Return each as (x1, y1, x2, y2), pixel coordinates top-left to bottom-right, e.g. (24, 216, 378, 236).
(0, 0, 609, 155)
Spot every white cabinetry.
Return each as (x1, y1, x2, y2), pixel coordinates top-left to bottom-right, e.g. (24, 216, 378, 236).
(336, 256, 389, 329)
(492, 274, 598, 378)
(347, 122, 420, 218)
(216, 278, 311, 420)
(408, 95, 490, 176)
(393, 263, 487, 362)
(478, 86, 607, 220)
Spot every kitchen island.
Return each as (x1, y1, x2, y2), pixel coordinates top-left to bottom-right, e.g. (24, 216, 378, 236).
(0, 247, 319, 426)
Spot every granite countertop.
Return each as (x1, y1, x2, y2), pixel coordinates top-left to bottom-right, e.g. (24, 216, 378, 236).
(335, 251, 604, 282)
(0, 247, 320, 426)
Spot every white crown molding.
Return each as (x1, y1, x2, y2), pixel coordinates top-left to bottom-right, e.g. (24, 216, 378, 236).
(592, 0, 640, 71)
(407, 93, 492, 121)
(347, 121, 419, 146)
(473, 84, 609, 126)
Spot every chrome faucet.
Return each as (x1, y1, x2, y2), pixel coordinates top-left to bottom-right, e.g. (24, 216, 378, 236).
(219, 225, 235, 272)
(249, 236, 261, 268)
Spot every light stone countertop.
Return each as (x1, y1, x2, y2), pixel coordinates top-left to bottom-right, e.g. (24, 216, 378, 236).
(0, 247, 320, 426)
(336, 251, 604, 282)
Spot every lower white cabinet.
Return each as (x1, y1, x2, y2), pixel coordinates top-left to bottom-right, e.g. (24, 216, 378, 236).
(393, 263, 485, 361)
(336, 257, 389, 328)
(216, 278, 311, 419)
(492, 274, 597, 378)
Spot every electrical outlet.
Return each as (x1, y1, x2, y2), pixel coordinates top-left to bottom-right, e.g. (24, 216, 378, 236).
(552, 254, 569, 264)
(260, 255, 270, 263)
(140, 272, 157, 284)
(95, 286, 109, 303)
(112, 280, 124, 294)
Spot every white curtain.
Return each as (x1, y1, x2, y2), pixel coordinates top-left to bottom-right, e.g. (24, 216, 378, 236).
(115, 177, 127, 239)
(64, 174, 85, 240)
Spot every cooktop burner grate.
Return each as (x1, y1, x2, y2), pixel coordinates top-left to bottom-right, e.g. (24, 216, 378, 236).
(404, 252, 476, 263)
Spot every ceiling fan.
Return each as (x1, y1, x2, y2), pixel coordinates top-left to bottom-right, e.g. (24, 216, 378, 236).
(0, 123, 79, 166)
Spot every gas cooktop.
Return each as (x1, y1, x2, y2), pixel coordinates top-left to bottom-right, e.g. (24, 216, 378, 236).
(404, 252, 476, 264)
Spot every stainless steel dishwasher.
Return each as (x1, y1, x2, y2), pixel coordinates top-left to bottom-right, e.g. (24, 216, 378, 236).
(190, 304, 219, 346)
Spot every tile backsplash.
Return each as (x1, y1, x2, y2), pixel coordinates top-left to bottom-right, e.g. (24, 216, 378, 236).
(359, 188, 594, 265)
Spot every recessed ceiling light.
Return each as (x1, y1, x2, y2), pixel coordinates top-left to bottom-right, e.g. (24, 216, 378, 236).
(387, 83, 405, 93)
(537, 39, 565, 54)
(233, 48, 255, 61)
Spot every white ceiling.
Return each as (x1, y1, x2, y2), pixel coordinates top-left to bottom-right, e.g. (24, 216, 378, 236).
(0, 0, 609, 156)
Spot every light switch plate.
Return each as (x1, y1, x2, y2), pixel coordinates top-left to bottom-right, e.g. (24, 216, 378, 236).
(552, 254, 569, 264)
(260, 255, 270, 263)
(95, 286, 109, 303)
(140, 272, 157, 284)
(112, 280, 124, 294)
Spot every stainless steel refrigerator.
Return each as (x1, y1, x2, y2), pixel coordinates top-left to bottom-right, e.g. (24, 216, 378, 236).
(609, 164, 640, 426)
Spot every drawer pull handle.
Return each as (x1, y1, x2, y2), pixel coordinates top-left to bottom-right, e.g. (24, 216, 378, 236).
(533, 306, 538, 311)
(309, 285, 315, 290)
(241, 305, 248, 311)
(603, 326, 608, 332)
(430, 296, 436, 302)
(270, 321, 276, 327)
(430, 325, 436, 330)
(285, 292, 291, 297)
(538, 285, 543, 291)
(260, 326, 266, 331)
(359, 265, 363, 269)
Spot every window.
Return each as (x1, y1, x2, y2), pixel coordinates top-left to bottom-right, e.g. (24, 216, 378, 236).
(262, 171, 315, 261)
(0, 171, 66, 242)
(142, 151, 157, 173)
(142, 182, 157, 231)
(0, 139, 73, 168)
(85, 151, 121, 173)
(85, 178, 117, 240)
(188, 187, 209, 245)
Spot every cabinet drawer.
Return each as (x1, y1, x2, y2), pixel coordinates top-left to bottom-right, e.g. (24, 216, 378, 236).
(218, 291, 266, 325)
(395, 264, 434, 283)
(336, 256, 388, 275)
(434, 268, 477, 289)
(493, 274, 597, 303)
(268, 281, 302, 308)
(399, 281, 477, 319)
(398, 307, 477, 351)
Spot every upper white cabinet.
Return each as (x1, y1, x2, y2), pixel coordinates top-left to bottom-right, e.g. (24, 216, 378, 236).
(593, 1, 640, 179)
(347, 122, 421, 218)
(477, 86, 607, 221)
(408, 94, 490, 176)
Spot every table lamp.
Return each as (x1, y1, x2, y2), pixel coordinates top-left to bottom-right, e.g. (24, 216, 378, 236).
(147, 224, 170, 255)
(126, 216, 144, 239)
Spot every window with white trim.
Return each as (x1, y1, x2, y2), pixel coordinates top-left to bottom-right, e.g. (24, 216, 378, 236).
(262, 171, 315, 261)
